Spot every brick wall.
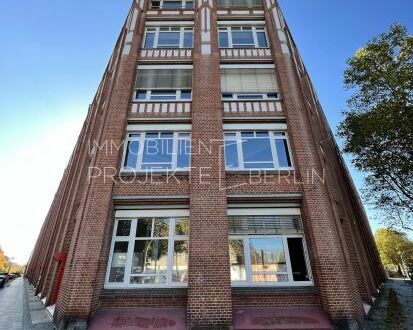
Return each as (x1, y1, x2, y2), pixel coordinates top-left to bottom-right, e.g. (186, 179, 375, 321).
(25, 0, 385, 329)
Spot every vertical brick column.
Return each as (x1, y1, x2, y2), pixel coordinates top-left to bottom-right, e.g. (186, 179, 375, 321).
(264, 1, 364, 327)
(187, 0, 232, 328)
(53, 3, 144, 328)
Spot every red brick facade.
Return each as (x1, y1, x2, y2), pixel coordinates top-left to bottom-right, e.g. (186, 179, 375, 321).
(25, 0, 385, 329)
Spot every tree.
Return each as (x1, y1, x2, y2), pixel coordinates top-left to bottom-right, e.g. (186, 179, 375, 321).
(375, 228, 413, 274)
(338, 24, 413, 232)
(0, 245, 11, 272)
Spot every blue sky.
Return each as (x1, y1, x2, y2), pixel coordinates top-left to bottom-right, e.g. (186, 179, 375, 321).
(0, 0, 412, 263)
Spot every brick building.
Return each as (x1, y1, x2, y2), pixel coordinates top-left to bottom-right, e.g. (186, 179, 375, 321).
(25, 0, 385, 329)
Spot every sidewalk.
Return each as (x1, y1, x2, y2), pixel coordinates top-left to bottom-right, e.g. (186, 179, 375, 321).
(0, 277, 24, 329)
(0, 276, 54, 329)
(23, 278, 54, 329)
(366, 278, 413, 330)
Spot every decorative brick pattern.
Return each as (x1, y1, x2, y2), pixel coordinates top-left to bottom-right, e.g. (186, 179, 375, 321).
(25, 1, 385, 329)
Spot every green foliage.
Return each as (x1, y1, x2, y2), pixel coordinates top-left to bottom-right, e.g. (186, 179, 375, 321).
(0, 245, 8, 272)
(375, 228, 413, 272)
(338, 24, 413, 231)
(0, 245, 25, 273)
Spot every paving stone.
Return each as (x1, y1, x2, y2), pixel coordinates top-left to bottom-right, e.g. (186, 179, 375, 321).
(29, 310, 52, 325)
(29, 300, 45, 311)
(27, 295, 40, 302)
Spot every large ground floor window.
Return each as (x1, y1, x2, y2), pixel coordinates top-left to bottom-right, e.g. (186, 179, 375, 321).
(105, 209, 189, 288)
(228, 208, 312, 286)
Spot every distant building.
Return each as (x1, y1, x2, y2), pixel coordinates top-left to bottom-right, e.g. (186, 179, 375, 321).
(26, 0, 385, 329)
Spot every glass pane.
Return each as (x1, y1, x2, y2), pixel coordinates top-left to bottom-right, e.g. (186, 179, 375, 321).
(124, 141, 139, 169)
(136, 218, 152, 237)
(241, 132, 254, 137)
(225, 140, 239, 168)
(255, 132, 269, 137)
(153, 218, 169, 237)
(130, 275, 167, 284)
(180, 90, 192, 99)
(158, 32, 180, 47)
(116, 220, 131, 236)
(251, 273, 288, 282)
(136, 91, 147, 100)
(131, 240, 168, 275)
(249, 237, 287, 282)
(237, 95, 263, 100)
(242, 137, 273, 162)
(183, 32, 193, 48)
(275, 139, 292, 167)
(109, 242, 128, 282)
(267, 93, 278, 99)
(232, 31, 254, 46)
(142, 137, 173, 166)
(144, 32, 155, 48)
(175, 218, 189, 235)
(173, 240, 188, 282)
(256, 31, 268, 47)
(151, 1, 160, 8)
(150, 94, 177, 101)
(229, 240, 246, 281)
(219, 31, 229, 48)
(162, 1, 182, 8)
(287, 238, 310, 281)
(177, 139, 190, 168)
(184, 1, 194, 8)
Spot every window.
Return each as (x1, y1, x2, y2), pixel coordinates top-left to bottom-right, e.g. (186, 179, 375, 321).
(220, 66, 279, 100)
(219, 26, 268, 48)
(151, 0, 194, 9)
(224, 130, 293, 170)
(228, 209, 312, 286)
(143, 27, 193, 49)
(123, 129, 191, 172)
(106, 210, 189, 288)
(217, 0, 262, 7)
(135, 66, 192, 102)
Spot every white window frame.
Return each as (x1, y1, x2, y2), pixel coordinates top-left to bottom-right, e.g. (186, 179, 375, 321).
(223, 124, 294, 171)
(134, 65, 193, 103)
(151, 0, 194, 9)
(221, 92, 279, 101)
(122, 124, 191, 173)
(228, 208, 313, 287)
(142, 26, 194, 49)
(105, 209, 189, 289)
(218, 26, 269, 49)
(220, 64, 278, 101)
(135, 90, 192, 102)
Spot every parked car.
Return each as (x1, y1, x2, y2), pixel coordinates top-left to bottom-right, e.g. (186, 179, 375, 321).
(0, 273, 8, 288)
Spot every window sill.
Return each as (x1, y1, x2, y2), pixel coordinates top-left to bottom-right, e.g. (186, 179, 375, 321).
(226, 169, 295, 175)
(220, 47, 270, 50)
(232, 284, 315, 296)
(133, 100, 192, 103)
(150, 8, 195, 11)
(141, 47, 193, 50)
(119, 170, 190, 177)
(222, 99, 280, 102)
(102, 287, 187, 296)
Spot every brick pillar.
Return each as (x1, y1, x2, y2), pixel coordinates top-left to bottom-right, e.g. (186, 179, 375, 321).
(264, 2, 364, 327)
(53, 3, 144, 328)
(187, 0, 232, 328)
